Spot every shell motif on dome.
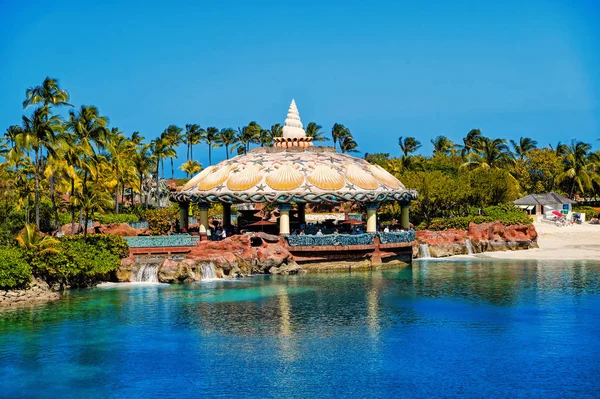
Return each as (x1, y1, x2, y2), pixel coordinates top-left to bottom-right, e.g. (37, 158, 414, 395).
(227, 165, 263, 191)
(369, 164, 403, 189)
(265, 164, 304, 191)
(345, 164, 379, 190)
(307, 165, 345, 190)
(182, 166, 215, 190)
(198, 166, 231, 191)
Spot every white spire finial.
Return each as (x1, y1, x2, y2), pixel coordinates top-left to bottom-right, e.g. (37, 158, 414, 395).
(282, 99, 306, 139)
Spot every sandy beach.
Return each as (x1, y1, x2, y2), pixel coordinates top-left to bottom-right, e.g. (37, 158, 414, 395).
(476, 221, 600, 261)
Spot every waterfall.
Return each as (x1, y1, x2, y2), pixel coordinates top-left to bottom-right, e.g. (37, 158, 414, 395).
(132, 258, 161, 283)
(465, 238, 474, 255)
(419, 244, 431, 259)
(200, 262, 218, 280)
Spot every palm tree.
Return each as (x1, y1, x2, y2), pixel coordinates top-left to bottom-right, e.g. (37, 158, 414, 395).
(23, 77, 71, 110)
(259, 129, 273, 147)
(461, 137, 513, 170)
(201, 127, 221, 166)
(339, 135, 359, 153)
(510, 137, 538, 160)
(131, 131, 145, 146)
(217, 128, 238, 159)
(162, 125, 183, 179)
(550, 141, 568, 157)
(104, 129, 135, 214)
(331, 123, 350, 151)
(430, 135, 455, 156)
(180, 160, 202, 177)
(65, 105, 109, 231)
(17, 106, 62, 229)
(16, 224, 60, 255)
(457, 129, 482, 160)
(131, 143, 154, 207)
(306, 122, 329, 142)
(234, 122, 261, 154)
(556, 140, 598, 198)
(398, 136, 422, 157)
(184, 124, 202, 162)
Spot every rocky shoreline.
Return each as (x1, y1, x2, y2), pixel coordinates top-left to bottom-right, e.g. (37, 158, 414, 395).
(118, 233, 303, 283)
(0, 278, 60, 308)
(415, 222, 538, 258)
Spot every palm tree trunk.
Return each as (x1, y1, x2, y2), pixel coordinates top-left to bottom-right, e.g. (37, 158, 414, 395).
(208, 146, 212, 166)
(161, 159, 165, 179)
(50, 174, 59, 232)
(34, 148, 40, 229)
(70, 178, 76, 235)
(226, 144, 229, 159)
(171, 157, 174, 180)
(190, 143, 193, 162)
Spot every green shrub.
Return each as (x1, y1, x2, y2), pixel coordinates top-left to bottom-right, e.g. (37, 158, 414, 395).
(30, 235, 129, 289)
(0, 246, 32, 289)
(144, 208, 178, 235)
(418, 203, 532, 231)
(94, 213, 139, 224)
(572, 206, 599, 218)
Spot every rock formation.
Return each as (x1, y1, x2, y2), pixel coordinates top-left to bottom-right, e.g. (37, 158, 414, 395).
(415, 222, 538, 258)
(0, 278, 61, 307)
(116, 233, 302, 283)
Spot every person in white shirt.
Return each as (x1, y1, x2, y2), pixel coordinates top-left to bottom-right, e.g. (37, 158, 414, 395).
(384, 226, 390, 233)
(316, 229, 324, 236)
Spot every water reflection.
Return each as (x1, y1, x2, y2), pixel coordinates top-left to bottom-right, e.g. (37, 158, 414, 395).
(2, 260, 600, 398)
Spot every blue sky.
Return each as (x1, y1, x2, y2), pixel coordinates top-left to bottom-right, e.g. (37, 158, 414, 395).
(1, 0, 599, 175)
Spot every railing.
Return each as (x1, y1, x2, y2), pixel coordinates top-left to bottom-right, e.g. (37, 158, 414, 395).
(286, 230, 415, 247)
(377, 230, 415, 244)
(124, 235, 201, 248)
(286, 233, 375, 247)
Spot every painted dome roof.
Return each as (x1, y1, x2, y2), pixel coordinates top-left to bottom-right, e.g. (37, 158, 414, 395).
(172, 146, 417, 204)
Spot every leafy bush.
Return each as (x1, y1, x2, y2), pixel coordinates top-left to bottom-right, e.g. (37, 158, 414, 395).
(29, 234, 129, 289)
(144, 208, 178, 235)
(572, 206, 599, 218)
(0, 246, 32, 289)
(94, 213, 139, 224)
(422, 214, 532, 231)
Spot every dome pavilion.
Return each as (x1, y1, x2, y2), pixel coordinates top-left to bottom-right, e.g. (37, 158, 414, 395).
(171, 100, 418, 237)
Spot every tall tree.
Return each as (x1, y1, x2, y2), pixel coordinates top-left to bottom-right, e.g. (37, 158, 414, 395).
(510, 137, 538, 161)
(23, 77, 71, 110)
(461, 137, 513, 171)
(398, 136, 422, 157)
(556, 140, 598, 198)
(457, 129, 482, 160)
(17, 106, 62, 229)
(430, 135, 455, 156)
(162, 125, 183, 179)
(184, 124, 202, 162)
(340, 135, 359, 153)
(202, 127, 221, 165)
(180, 160, 202, 177)
(305, 122, 329, 142)
(217, 128, 238, 159)
(331, 123, 350, 151)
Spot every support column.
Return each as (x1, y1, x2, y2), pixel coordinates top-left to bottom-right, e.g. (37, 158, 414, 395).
(223, 203, 232, 231)
(297, 203, 306, 225)
(178, 202, 189, 233)
(366, 202, 378, 233)
(279, 204, 291, 236)
(199, 203, 210, 240)
(401, 204, 410, 229)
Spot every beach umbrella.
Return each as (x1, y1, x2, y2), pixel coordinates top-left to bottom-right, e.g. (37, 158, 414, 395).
(247, 220, 277, 232)
(552, 210, 564, 217)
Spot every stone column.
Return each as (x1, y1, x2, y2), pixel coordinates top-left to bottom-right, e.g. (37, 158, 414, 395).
(279, 204, 291, 235)
(223, 203, 232, 231)
(199, 203, 210, 239)
(366, 202, 378, 233)
(401, 204, 410, 229)
(178, 202, 189, 233)
(297, 203, 306, 225)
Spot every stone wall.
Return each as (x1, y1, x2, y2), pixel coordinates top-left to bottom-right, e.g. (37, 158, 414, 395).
(0, 278, 60, 307)
(415, 222, 538, 258)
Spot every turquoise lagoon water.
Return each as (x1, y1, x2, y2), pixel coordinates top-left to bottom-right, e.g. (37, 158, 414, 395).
(1, 260, 600, 398)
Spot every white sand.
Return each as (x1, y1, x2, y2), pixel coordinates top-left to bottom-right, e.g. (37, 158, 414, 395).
(476, 221, 600, 261)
